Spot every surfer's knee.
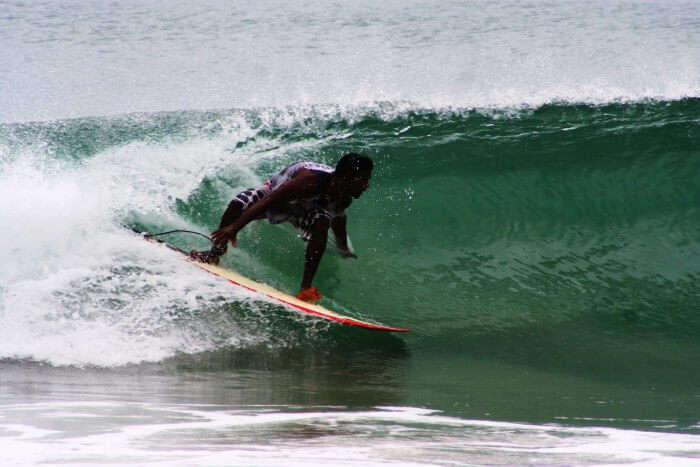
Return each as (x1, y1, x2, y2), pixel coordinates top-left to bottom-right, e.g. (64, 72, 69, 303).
(227, 198, 245, 212)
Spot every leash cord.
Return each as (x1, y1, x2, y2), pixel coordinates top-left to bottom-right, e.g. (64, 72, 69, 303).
(144, 229, 212, 244)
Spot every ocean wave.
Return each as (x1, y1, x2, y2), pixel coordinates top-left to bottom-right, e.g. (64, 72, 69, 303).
(0, 100, 698, 366)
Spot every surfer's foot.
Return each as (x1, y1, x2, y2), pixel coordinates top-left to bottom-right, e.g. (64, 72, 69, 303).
(189, 244, 226, 265)
(189, 249, 220, 264)
(296, 287, 322, 303)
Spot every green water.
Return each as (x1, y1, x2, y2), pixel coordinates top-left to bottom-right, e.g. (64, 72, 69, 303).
(2, 0, 700, 463)
(2, 100, 699, 434)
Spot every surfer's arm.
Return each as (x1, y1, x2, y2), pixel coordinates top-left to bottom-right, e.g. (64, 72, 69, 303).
(331, 215, 356, 259)
(211, 171, 320, 246)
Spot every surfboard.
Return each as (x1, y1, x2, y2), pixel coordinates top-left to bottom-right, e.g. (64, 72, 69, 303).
(136, 231, 409, 332)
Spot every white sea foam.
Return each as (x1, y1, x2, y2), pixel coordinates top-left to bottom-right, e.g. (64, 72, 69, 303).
(0, 121, 294, 367)
(0, 403, 697, 466)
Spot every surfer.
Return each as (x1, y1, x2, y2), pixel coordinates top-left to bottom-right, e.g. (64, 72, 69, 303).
(190, 153, 373, 303)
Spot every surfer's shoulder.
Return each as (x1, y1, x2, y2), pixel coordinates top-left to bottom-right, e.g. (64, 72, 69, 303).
(288, 166, 332, 190)
(269, 168, 328, 201)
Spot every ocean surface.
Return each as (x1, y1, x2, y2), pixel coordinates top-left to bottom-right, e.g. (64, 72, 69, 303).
(1, 1, 700, 465)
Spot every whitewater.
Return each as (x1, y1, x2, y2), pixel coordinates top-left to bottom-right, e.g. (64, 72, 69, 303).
(1, 1, 700, 465)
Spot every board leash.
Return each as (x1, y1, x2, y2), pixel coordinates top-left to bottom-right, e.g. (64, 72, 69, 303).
(141, 229, 213, 244)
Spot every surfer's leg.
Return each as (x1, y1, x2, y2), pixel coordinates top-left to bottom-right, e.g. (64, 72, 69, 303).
(190, 185, 269, 264)
(218, 198, 244, 229)
(189, 198, 242, 264)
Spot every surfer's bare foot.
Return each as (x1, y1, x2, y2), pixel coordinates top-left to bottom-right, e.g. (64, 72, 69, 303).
(296, 287, 322, 303)
(189, 243, 227, 264)
(189, 249, 220, 265)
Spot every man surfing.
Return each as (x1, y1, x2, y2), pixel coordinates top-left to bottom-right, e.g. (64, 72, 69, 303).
(190, 153, 373, 303)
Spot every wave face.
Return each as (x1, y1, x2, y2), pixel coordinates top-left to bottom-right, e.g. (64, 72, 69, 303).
(1, 100, 699, 371)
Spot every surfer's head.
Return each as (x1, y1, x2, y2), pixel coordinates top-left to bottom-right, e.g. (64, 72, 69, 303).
(334, 153, 373, 198)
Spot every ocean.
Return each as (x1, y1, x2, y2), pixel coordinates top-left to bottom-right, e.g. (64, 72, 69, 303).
(1, 0, 699, 465)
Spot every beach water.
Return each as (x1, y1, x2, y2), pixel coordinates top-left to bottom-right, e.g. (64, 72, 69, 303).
(1, 1, 699, 464)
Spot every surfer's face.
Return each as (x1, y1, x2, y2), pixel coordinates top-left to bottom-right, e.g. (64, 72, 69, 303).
(345, 170, 371, 198)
